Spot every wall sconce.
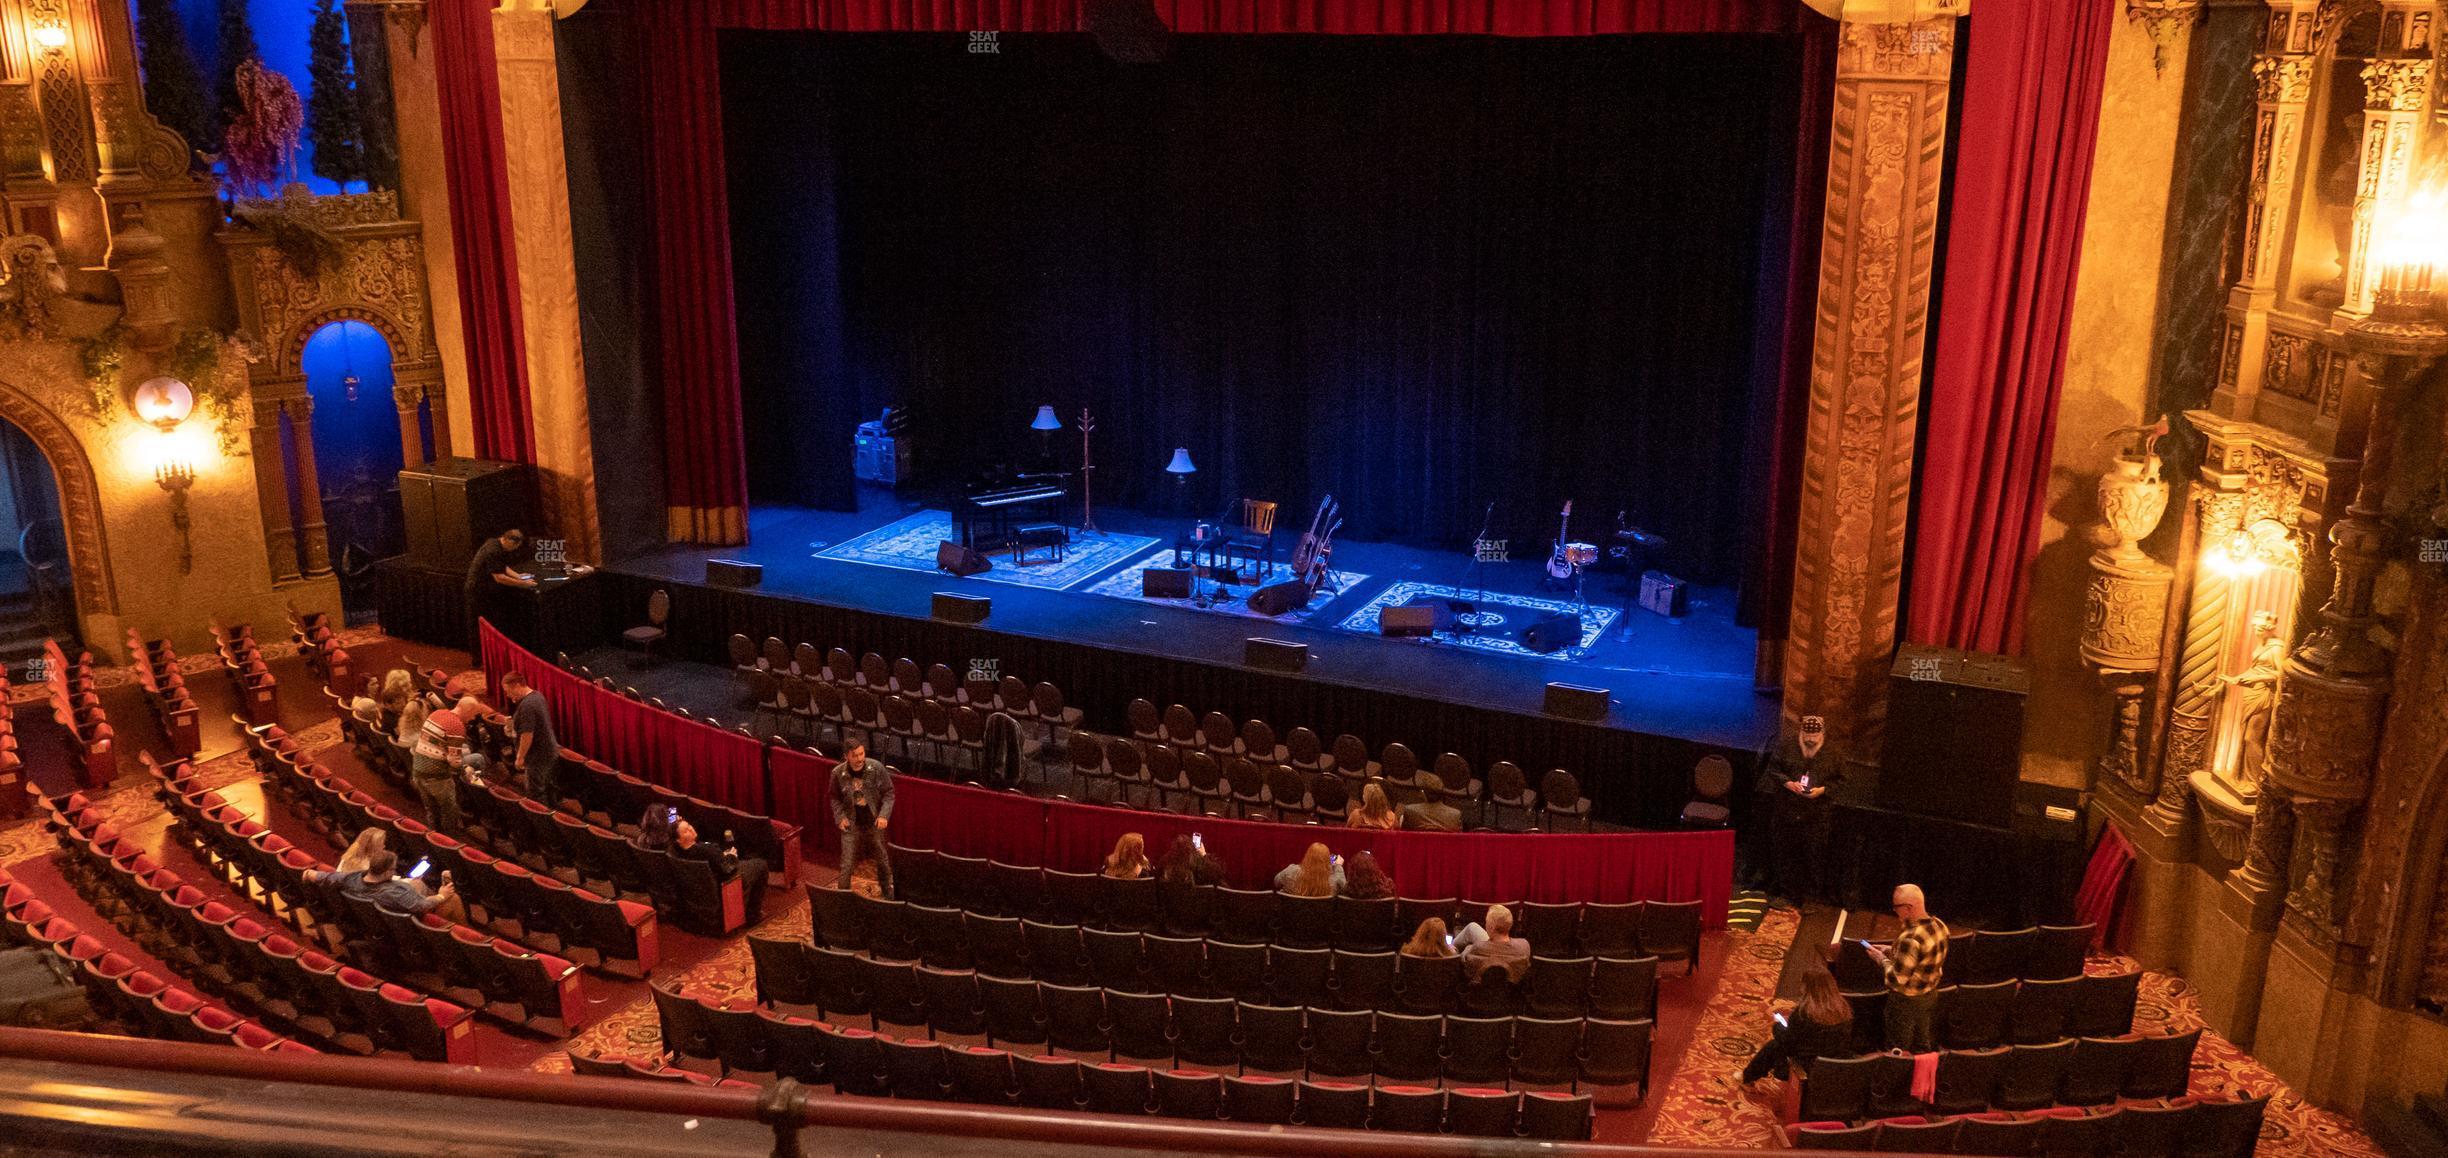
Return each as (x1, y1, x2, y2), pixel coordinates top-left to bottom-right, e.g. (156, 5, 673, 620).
(2373, 176, 2447, 319)
(31, 25, 68, 53)
(2206, 529, 2264, 579)
(132, 376, 194, 431)
(154, 446, 196, 574)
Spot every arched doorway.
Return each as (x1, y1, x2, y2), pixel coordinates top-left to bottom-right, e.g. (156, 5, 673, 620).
(0, 414, 75, 656)
(302, 320, 404, 617)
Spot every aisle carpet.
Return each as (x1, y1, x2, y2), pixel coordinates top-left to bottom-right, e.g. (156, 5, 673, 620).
(1640, 906, 2387, 1154)
(815, 511, 1155, 591)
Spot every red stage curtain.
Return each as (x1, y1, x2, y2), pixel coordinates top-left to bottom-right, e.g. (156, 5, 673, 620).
(487, 621, 1732, 922)
(1907, 0, 2116, 656)
(632, 0, 1810, 548)
(430, 0, 534, 464)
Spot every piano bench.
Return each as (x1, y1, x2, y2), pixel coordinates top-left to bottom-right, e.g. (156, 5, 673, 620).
(1012, 525, 1070, 566)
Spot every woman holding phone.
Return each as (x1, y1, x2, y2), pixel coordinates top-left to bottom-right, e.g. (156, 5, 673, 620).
(1741, 961, 1855, 1083)
(1273, 842, 1343, 897)
(1156, 833, 1225, 886)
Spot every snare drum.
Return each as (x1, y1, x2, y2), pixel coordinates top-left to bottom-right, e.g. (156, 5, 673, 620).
(1565, 541, 1599, 568)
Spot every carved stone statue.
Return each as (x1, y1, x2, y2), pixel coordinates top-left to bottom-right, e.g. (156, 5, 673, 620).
(2228, 610, 2286, 786)
(0, 234, 69, 339)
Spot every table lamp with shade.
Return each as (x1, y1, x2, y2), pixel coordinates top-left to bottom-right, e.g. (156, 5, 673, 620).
(1166, 447, 1195, 518)
(1031, 405, 1061, 469)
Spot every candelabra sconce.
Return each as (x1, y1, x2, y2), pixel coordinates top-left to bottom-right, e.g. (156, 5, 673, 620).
(155, 457, 195, 574)
(30, 25, 67, 53)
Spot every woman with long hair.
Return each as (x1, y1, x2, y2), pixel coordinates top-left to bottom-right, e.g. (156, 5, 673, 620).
(1103, 833, 1149, 879)
(336, 828, 387, 874)
(395, 698, 430, 750)
(1156, 833, 1225, 886)
(1401, 916, 1456, 958)
(1347, 782, 1400, 830)
(1340, 849, 1394, 900)
(1273, 842, 1342, 898)
(636, 804, 680, 852)
(1741, 961, 1857, 1083)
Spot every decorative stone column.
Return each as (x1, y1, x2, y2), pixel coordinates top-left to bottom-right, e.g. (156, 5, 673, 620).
(2335, 5, 2433, 322)
(494, 0, 601, 565)
(2154, 481, 2245, 834)
(2209, 1, 2320, 419)
(393, 381, 429, 469)
(2083, 434, 2175, 800)
(286, 396, 335, 578)
(250, 405, 301, 582)
(1782, 15, 1956, 755)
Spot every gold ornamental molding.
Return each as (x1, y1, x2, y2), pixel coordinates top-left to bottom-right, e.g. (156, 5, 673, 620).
(2125, 0, 2207, 72)
(1803, 0, 1970, 21)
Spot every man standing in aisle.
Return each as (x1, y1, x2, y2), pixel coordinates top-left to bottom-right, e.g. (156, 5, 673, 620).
(500, 671, 560, 806)
(1867, 883, 1949, 1052)
(463, 528, 534, 650)
(831, 741, 895, 897)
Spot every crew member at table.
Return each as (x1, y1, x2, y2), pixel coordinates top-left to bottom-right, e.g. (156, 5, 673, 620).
(464, 528, 534, 649)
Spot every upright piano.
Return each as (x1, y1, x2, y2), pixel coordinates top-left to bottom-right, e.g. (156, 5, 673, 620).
(956, 474, 1067, 551)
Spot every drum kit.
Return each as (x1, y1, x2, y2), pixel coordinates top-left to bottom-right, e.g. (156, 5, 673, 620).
(1546, 503, 1668, 639)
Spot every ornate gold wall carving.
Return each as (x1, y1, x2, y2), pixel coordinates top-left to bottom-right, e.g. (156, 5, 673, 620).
(1782, 16, 1954, 754)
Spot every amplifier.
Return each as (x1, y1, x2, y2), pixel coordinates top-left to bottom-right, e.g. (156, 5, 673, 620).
(932, 592, 991, 624)
(1245, 637, 1309, 673)
(705, 559, 763, 588)
(1142, 567, 1194, 599)
(1639, 570, 1689, 618)
(1878, 644, 2030, 828)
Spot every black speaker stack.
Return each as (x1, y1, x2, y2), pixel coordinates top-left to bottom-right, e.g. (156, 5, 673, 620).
(1877, 644, 2030, 829)
(398, 458, 537, 572)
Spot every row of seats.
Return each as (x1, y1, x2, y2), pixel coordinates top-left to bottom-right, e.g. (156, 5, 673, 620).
(1781, 1097, 2268, 1157)
(150, 753, 595, 1035)
(783, 908, 1661, 1021)
(883, 845, 1702, 968)
(0, 857, 313, 1056)
(243, 720, 661, 976)
(0, 662, 23, 820)
(327, 692, 745, 941)
(615, 993, 1600, 1139)
(1838, 973, 2141, 1055)
(124, 631, 201, 757)
(286, 607, 351, 696)
(497, 712, 802, 890)
(721, 955, 1654, 1096)
(41, 788, 468, 1061)
(40, 639, 114, 790)
(725, 639, 1083, 746)
(1797, 1032, 2202, 1123)
(209, 620, 280, 725)
(1834, 923, 2096, 988)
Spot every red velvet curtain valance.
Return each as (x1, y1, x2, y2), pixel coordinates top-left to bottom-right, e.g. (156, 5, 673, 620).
(630, 0, 1816, 546)
(481, 622, 1734, 924)
(431, 0, 535, 464)
(1906, 0, 2116, 656)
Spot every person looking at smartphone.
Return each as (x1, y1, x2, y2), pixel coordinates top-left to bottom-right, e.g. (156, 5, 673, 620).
(306, 850, 455, 916)
(1741, 961, 1855, 1083)
(1401, 917, 1457, 959)
(1156, 833, 1225, 886)
(1454, 903, 1532, 982)
(1865, 883, 1949, 1052)
(1273, 842, 1343, 897)
(1763, 714, 1843, 905)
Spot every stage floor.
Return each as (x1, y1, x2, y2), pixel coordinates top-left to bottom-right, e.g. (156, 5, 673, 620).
(609, 492, 1778, 753)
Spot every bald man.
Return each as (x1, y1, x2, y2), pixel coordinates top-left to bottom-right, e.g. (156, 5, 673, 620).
(1866, 884, 1949, 1052)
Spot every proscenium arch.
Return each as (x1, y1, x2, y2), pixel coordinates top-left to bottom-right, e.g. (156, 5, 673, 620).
(0, 377, 118, 618)
(276, 307, 414, 379)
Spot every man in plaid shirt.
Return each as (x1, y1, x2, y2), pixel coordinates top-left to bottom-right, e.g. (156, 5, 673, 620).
(1868, 883, 1948, 1052)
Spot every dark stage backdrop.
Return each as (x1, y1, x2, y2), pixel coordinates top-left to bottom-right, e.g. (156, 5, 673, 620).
(721, 32, 1802, 585)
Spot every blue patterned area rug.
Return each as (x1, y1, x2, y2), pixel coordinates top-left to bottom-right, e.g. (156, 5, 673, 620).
(1335, 581, 1619, 662)
(1081, 554, 1369, 626)
(814, 510, 1157, 591)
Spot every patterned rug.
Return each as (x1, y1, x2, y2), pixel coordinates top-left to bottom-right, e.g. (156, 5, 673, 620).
(815, 511, 1156, 592)
(1080, 555, 1368, 626)
(1333, 581, 1620, 662)
(1640, 906, 2388, 1154)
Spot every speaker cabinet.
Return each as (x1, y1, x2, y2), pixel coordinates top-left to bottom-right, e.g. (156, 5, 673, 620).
(1247, 580, 1312, 618)
(706, 559, 763, 588)
(1518, 611, 1583, 654)
(1638, 570, 1689, 618)
(1141, 567, 1193, 599)
(1878, 644, 2030, 828)
(932, 592, 991, 624)
(1379, 597, 1454, 637)
(398, 458, 537, 572)
(1543, 682, 1610, 720)
(1245, 637, 1308, 673)
(936, 540, 993, 577)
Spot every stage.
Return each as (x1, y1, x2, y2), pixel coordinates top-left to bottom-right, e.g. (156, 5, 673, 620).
(567, 492, 1778, 828)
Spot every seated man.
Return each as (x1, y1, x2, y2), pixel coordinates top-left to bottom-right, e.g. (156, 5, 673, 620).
(1454, 903, 1532, 982)
(306, 850, 457, 918)
(670, 818, 768, 922)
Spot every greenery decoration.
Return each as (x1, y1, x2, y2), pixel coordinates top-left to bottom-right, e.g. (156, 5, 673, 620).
(229, 199, 344, 280)
(133, 0, 213, 163)
(307, 0, 366, 188)
(75, 325, 251, 458)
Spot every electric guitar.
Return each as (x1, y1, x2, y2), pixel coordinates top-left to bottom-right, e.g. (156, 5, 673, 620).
(1546, 501, 1575, 580)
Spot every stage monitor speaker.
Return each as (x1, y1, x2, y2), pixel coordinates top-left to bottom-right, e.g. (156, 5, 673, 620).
(1543, 682, 1610, 721)
(1380, 597, 1454, 637)
(1878, 644, 2030, 829)
(1248, 579, 1312, 618)
(398, 458, 537, 572)
(1245, 637, 1308, 673)
(705, 559, 763, 588)
(1519, 612, 1583, 654)
(936, 540, 993, 578)
(932, 592, 991, 625)
(1142, 567, 1193, 599)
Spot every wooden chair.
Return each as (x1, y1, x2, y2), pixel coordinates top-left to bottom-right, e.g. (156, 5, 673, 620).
(1222, 499, 1278, 580)
(1542, 770, 1592, 832)
(1330, 734, 1374, 780)
(622, 590, 670, 665)
(1126, 699, 1163, 743)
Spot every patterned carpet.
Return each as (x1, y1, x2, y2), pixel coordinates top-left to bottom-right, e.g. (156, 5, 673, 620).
(1641, 905, 2389, 1154)
(815, 511, 1156, 591)
(1334, 581, 1620, 661)
(1079, 555, 1367, 626)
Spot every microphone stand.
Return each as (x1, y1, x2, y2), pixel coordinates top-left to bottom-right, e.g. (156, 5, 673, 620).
(1457, 501, 1495, 634)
